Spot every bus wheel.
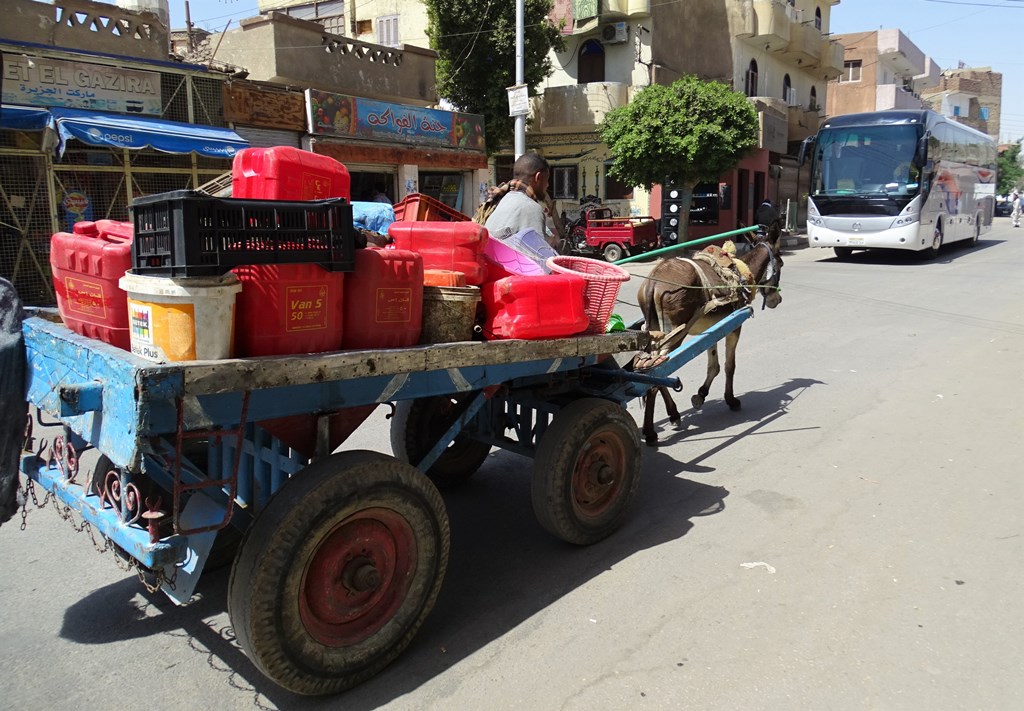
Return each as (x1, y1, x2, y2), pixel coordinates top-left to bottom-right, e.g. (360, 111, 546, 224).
(833, 247, 854, 260)
(968, 217, 981, 247)
(924, 223, 943, 260)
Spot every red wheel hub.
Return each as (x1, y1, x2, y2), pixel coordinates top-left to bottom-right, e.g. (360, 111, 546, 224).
(571, 427, 626, 519)
(299, 508, 417, 647)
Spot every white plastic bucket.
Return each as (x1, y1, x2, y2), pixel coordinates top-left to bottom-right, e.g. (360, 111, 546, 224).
(118, 272, 242, 362)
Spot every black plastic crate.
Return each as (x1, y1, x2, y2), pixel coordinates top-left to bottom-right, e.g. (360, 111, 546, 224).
(130, 190, 356, 277)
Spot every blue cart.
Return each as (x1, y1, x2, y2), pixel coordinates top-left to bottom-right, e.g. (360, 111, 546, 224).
(19, 306, 751, 695)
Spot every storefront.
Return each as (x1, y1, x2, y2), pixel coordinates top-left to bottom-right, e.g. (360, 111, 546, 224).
(304, 89, 487, 211)
(0, 49, 245, 305)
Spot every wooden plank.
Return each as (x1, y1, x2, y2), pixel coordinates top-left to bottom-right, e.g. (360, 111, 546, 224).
(178, 332, 650, 396)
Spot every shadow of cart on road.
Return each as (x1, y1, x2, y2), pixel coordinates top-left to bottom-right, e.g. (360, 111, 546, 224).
(57, 376, 824, 709)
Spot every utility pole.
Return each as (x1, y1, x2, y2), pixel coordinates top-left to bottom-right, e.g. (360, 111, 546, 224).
(184, 0, 195, 53)
(514, 0, 525, 159)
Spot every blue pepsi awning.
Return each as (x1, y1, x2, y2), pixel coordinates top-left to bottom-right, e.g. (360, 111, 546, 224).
(48, 107, 248, 158)
(0, 105, 53, 131)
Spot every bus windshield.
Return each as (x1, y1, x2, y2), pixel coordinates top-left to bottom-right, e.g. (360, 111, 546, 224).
(811, 124, 923, 197)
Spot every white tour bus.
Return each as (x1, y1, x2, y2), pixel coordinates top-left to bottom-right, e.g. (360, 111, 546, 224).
(802, 110, 997, 259)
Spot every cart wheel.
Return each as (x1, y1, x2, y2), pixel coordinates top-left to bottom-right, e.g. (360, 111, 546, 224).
(531, 398, 642, 545)
(390, 396, 491, 489)
(603, 243, 624, 263)
(228, 450, 449, 696)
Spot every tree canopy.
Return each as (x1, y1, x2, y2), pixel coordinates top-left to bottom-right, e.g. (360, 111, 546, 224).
(600, 76, 760, 242)
(425, 0, 564, 153)
(997, 141, 1023, 195)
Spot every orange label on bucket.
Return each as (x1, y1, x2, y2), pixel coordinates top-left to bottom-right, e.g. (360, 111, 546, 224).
(65, 277, 106, 318)
(285, 284, 329, 332)
(128, 298, 197, 361)
(302, 172, 332, 200)
(375, 287, 412, 323)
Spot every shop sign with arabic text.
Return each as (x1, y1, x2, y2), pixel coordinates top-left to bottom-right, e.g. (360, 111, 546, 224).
(1, 53, 162, 115)
(306, 89, 485, 150)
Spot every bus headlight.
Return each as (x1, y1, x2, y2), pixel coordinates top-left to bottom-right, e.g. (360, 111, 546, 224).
(808, 202, 820, 217)
(892, 214, 920, 227)
(809, 217, 823, 226)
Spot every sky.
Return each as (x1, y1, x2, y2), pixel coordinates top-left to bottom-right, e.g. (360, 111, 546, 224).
(159, 0, 1023, 143)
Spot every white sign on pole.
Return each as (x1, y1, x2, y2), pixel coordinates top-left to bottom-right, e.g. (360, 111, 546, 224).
(507, 84, 529, 117)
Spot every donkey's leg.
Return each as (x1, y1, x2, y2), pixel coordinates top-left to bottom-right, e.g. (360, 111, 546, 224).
(659, 386, 683, 429)
(643, 387, 660, 446)
(723, 327, 743, 411)
(691, 345, 720, 409)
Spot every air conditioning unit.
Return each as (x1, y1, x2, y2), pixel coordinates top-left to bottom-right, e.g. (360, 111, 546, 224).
(601, 22, 628, 45)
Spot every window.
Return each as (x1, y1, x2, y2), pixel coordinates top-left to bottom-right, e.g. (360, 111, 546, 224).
(783, 74, 795, 105)
(745, 59, 759, 97)
(356, 19, 372, 35)
(953, 105, 961, 117)
(815, 7, 822, 30)
(551, 166, 578, 200)
(578, 40, 605, 84)
(604, 163, 633, 200)
(980, 107, 990, 120)
(690, 182, 720, 226)
(809, 86, 819, 111)
(376, 15, 400, 47)
(840, 60, 862, 83)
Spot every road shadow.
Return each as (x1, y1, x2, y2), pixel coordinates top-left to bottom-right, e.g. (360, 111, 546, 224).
(58, 428, 741, 709)
(641, 377, 825, 454)
(812, 238, 1000, 266)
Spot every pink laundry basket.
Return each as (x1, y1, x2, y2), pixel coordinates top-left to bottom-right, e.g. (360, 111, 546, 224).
(546, 255, 631, 334)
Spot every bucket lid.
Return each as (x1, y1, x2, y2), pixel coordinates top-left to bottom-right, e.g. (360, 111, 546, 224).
(119, 271, 242, 297)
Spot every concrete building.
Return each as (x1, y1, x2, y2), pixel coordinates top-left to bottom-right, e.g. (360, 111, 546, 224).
(826, 30, 940, 117)
(532, 0, 846, 238)
(1, 0, 247, 305)
(210, 11, 487, 212)
(921, 67, 1002, 141)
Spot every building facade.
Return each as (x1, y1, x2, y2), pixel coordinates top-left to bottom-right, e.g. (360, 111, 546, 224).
(212, 11, 488, 212)
(826, 30, 940, 117)
(921, 67, 1002, 141)
(1, 0, 247, 305)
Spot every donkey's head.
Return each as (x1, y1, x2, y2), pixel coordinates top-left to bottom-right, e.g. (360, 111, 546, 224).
(750, 227, 783, 310)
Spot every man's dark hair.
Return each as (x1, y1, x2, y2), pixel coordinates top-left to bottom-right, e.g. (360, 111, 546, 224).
(512, 152, 549, 182)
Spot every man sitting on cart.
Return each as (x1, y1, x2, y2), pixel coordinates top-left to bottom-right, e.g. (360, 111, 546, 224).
(477, 152, 556, 247)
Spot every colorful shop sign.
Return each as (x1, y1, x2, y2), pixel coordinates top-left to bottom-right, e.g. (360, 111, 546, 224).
(306, 89, 485, 151)
(2, 53, 162, 115)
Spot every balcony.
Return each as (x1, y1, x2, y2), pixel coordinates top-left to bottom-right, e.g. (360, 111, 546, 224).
(781, 21, 821, 67)
(602, 0, 651, 19)
(739, 0, 791, 53)
(876, 29, 925, 77)
(876, 84, 925, 111)
(820, 39, 844, 80)
(214, 13, 439, 105)
(787, 104, 821, 142)
(531, 82, 629, 131)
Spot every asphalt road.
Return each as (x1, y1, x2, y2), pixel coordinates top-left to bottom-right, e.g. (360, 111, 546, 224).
(2, 221, 1022, 710)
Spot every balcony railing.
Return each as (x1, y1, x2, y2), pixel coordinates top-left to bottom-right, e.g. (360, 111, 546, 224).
(531, 82, 630, 132)
(787, 104, 820, 142)
(782, 21, 820, 67)
(876, 84, 925, 111)
(821, 39, 844, 80)
(739, 0, 791, 53)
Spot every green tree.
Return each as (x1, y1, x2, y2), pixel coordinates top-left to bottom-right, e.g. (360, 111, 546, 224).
(996, 141, 1023, 195)
(425, 0, 564, 152)
(599, 76, 760, 243)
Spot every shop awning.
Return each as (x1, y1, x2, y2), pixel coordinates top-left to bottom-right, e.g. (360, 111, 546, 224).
(49, 107, 248, 158)
(0, 105, 52, 131)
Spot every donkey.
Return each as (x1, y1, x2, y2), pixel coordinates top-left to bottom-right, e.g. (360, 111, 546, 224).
(635, 229, 784, 446)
